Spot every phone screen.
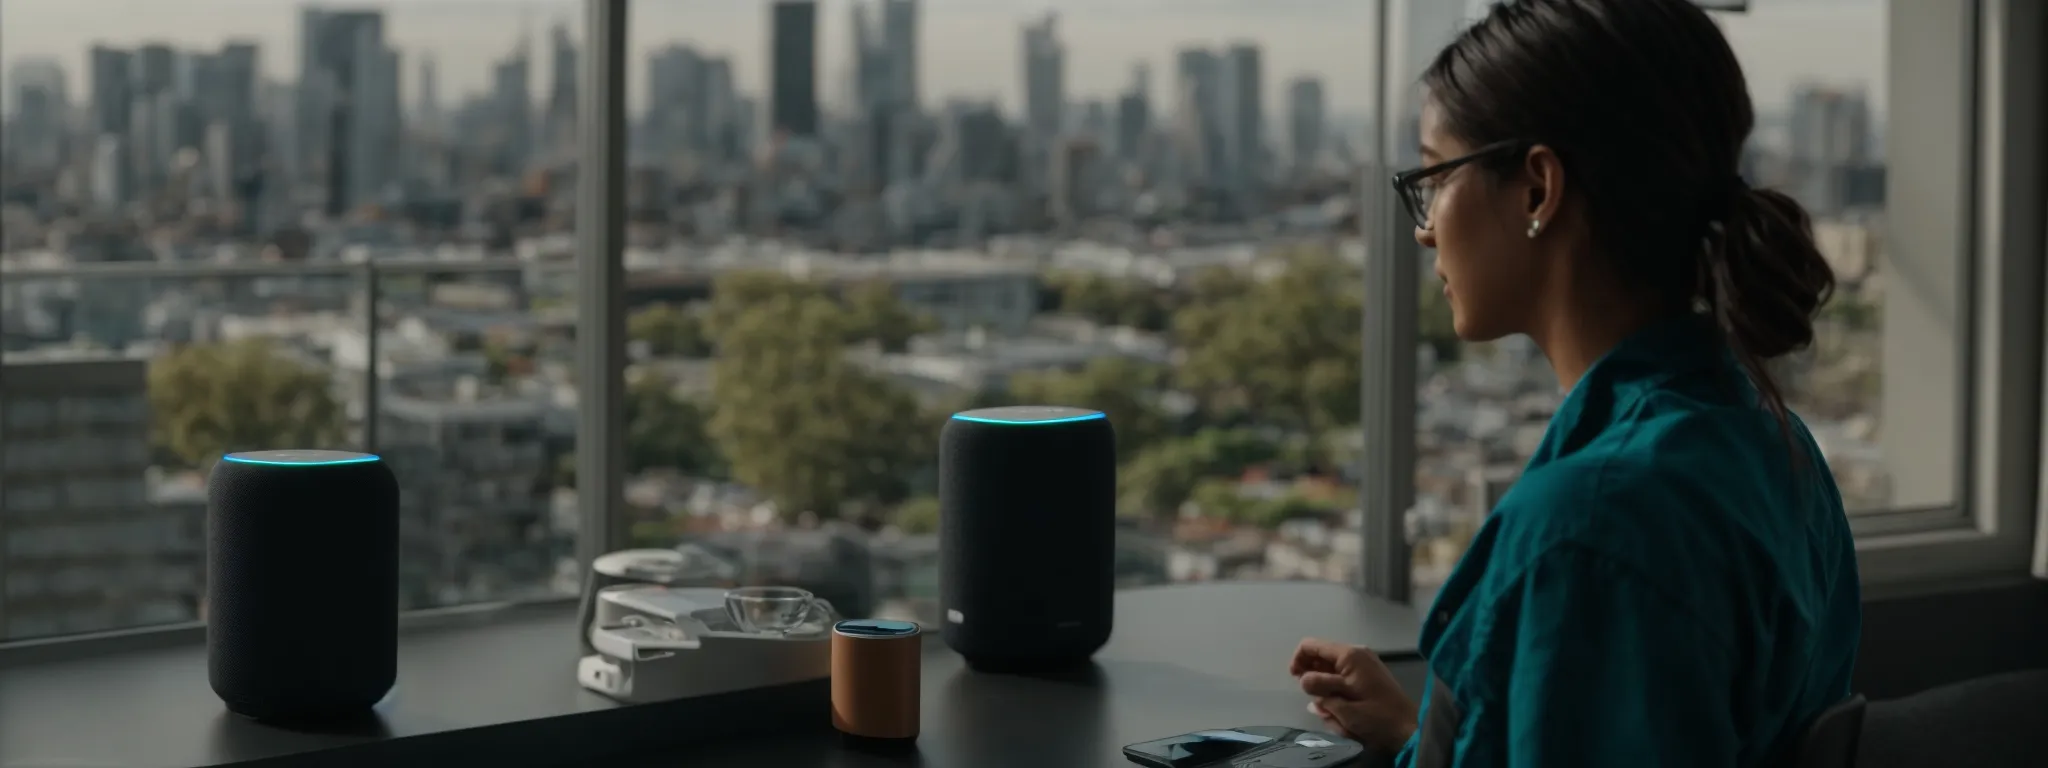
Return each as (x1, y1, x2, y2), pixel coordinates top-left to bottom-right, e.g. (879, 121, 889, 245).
(1126, 729, 1277, 768)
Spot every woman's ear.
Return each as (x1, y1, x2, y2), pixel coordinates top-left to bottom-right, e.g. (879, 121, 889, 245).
(1522, 144, 1567, 225)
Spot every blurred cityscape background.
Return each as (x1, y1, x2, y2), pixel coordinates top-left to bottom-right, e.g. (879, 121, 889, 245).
(0, 0, 1890, 640)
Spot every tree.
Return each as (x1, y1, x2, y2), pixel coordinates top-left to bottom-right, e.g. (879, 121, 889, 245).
(1118, 429, 1283, 520)
(1817, 292, 1880, 332)
(149, 338, 347, 469)
(628, 303, 713, 357)
(705, 270, 935, 352)
(1187, 479, 1346, 529)
(1007, 357, 1173, 461)
(1418, 277, 1461, 364)
(1044, 271, 1176, 331)
(704, 271, 828, 342)
(1174, 247, 1362, 442)
(892, 495, 942, 535)
(841, 279, 936, 352)
(707, 287, 932, 522)
(625, 372, 723, 477)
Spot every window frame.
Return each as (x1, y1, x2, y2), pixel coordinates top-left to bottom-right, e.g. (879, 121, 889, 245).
(1854, 0, 2042, 591)
(1359, 0, 2047, 603)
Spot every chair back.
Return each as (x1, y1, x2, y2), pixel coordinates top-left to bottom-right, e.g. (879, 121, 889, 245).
(1793, 694, 1866, 768)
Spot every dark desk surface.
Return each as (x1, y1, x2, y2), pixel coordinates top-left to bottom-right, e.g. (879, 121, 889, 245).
(0, 581, 1424, 768)
(637, 581, 1430, 767)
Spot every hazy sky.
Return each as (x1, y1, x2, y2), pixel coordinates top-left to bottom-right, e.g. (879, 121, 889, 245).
(1, 0, 1886, 119)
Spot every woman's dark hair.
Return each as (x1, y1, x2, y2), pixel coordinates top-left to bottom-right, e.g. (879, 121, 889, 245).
(1423, 0, 1837, 435)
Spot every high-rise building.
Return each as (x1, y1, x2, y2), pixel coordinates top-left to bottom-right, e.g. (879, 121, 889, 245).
(1111, 63, 1151, 167)
(491, 41, 535, 175)
(1175, 48, 1223, 184)
(378, 393, 555, 609)
(89, 47, 135, 137)
(0, 353, 201, 641)
(1221, 43, 1263, 189)
(1787, 84, 1877, 214)
(1788, 85, 1874, 167)
(546, 22, 580, 156)
(418, 54, 442, 132)
(1287, 77, 1326, 171)
(1050, 136, 1103, 227)
(1021, 13, 1064, 144)
(769, 0, 821, 138)
(135, 44, 178, 98)
(298, 8, 401, 216)
(6, 59, 69, 175)
(880, 0, 920, 111)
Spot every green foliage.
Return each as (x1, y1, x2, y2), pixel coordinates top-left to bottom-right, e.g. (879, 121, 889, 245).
(1119, 429, 1283, 519)
(1417, 276, 1461, 364)
(1187, 479, 1347, 529)
(892, 495, 942, 534)
(481, 339, 517, 383)
(706, 275, 933, 522)
(704, 271, 936, 353)
(555, 453, 577, 489)
(625, 372, 723, 477)
(1817, 292, 1880, 332)
(1173, 247, 1362, 438)
(704, 271, 829, 341)
(148, 338, 347, 469)
(1007, 357, 1173, 461)
(1044, 270, 1177, 332)
(840, 279, 937, 352)
(628, 303, 713, 357)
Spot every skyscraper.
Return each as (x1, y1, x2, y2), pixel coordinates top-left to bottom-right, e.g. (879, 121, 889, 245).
(546, 22, 580, 155)
(1222, 43, 1263, 188)
(1021, 12, 1064, 144)
(298, 8, 400, 215)
(491, 41, 534, 174)
(88, 46, 134, 138)
(769, 0, 820, 139)
(1175, 48, 1223, 184)
(880, 0, 919, 110)
(1114, 63, 1151, 164)
(1287, 77, 1326, 171)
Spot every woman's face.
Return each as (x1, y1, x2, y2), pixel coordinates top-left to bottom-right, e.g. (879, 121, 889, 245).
(1415, 102, 1544, 342)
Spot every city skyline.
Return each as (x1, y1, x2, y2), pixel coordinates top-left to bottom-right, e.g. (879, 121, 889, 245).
(3, 0, 1887, 121)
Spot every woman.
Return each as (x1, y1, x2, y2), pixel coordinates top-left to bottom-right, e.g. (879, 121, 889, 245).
(1291, 0, 1862, 766)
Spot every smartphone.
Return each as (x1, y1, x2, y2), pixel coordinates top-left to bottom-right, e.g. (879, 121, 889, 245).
(1122, 726, 1356, 768)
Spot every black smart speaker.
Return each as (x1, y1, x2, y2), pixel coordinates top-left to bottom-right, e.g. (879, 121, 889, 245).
(207, 450, 399, 723)
(939, 406, 1116, 672)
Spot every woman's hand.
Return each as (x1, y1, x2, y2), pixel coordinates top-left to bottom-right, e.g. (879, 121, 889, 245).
(1290, 637, 1420, 753)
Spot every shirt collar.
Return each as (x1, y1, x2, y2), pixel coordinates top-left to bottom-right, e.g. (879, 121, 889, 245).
(1528, 313, 1730, 468)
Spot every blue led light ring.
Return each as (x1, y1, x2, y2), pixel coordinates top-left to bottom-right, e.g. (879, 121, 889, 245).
(222, 452, 383, 467)
(950, 412, 1106, 426)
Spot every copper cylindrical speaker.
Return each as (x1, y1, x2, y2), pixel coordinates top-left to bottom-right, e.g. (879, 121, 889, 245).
(831, 619, 923, 747)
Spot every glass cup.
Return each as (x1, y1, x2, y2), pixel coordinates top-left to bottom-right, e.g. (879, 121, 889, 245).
(724, 586, 822, 635)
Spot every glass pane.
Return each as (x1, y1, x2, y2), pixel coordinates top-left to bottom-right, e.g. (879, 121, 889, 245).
(623, 0, 1373, 625)
(0, 271, 365, 640)
(1410, 1, 1928, 596)
(0, 0, 586, 638)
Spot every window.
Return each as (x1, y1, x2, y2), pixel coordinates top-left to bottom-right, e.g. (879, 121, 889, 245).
(5, 0, 2033, 663)
(0, 0, 585, 641)
(1399, 0, 2042, 598)
(615, 0, 1376, 625)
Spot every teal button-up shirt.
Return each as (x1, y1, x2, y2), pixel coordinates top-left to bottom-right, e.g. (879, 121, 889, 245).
(1395, 316, 1862, 768)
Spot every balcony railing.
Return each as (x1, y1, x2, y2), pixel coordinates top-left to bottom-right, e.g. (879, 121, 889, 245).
(1, 257, 577, 454)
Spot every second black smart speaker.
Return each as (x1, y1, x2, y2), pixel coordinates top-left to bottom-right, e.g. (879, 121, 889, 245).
(939, 406, 1116, 672)
(207, 450, 399, 723)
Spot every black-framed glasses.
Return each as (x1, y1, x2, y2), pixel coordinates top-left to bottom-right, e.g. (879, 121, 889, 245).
(1390, 139, 1530, 230)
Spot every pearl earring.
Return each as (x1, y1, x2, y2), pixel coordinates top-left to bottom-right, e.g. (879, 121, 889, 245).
(1526, 219, 1542, 239)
